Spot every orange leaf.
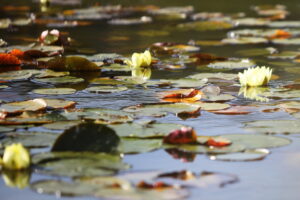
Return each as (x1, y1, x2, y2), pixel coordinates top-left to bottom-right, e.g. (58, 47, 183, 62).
(9, 49, 24, 59)
(0, 53, 21, 66)
(161, 89, 203, 103)
(137, 181, 172, 189)
(268, 29, 291, 39)
(163, 127, 198, 144)
(206, 137, 231, 147)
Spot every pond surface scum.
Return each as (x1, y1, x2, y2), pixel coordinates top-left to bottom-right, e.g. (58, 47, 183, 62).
(1, 0, 300, 199)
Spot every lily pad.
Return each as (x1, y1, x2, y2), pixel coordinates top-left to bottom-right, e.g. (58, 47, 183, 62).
(47, 56, 100, 71)
(177, 21, 233, 31)
(188, 72, 237, 81)
(0, 132, 57, 149)
(222, 37, 268, 44)
(223, 134, 291, 149)
(268, 51, 300, 59)
(108, 123, 188, 138)
(33, 76, 84, 84)
(207, 60, 256, 69)
(193, 102, 231, 111)
(42, 121, 81, 130)
(61, 108, 133, 124)
(119, 138, 162, 154)
(122, 103, 201, 118)
(34, 70, 70, 78)
(52, 123, 120, 153)
(272, 38, 300, 45)
(210, 149, 270, 161)
(32, 152, 129, 177)
(159, 78, 207, 88)
(86, 86, 128, 93)
(244, 120, 300, 134)
(204, 94, 236, 102)
(0, 99, 47, 114)
(32, 88, 76, 95)
(0, 70, 33, 81)
(269, 21, 300, 28)
(101, 64, 131, 72)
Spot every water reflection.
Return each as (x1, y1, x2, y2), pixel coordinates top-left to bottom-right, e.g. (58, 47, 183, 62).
(238, 87, 269, 102)
(165, 148, 196, 162)
(131, 67, 152, 84)
(2, 170, 31, 189)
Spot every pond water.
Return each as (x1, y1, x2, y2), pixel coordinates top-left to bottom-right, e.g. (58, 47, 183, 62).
(1, 0, 300, 200)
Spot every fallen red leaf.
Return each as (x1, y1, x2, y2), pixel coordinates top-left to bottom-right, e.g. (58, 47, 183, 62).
(206, 137, 231, 147)
(161, 89, 203, 103)
(137, 181, 172, 189)
(268, 29, 291, 39)
(163, 127, 198, 144)
(9, 49, 25, 59)
(0, 53, 21, 66)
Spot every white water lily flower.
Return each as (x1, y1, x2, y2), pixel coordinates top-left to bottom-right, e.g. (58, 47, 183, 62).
(125, 50, 152, 68)
(2, 143, 30, 170)
(238, 66, 272, 87)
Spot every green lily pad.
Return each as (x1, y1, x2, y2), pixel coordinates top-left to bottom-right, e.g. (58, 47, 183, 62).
(233, 18, 270, 26)
(177, 21, 233, 31)
(52, 123, 120, 153)
(193, 102, 231, 111)
(108, 123, 188, 138)
(272, 38, 300, 45)
(224, 134, 291, 148)
(269, 21, 300, 28)
(0, 99, 47, 114)
(244, 120, 300, 134)
(42, 121, 81, 130)
(101, 64, 131, 72)
(268, 51, 300, 59)
(0, 132, 57, 149)
(86, 86, 128, 93)
(86, 53, 122, 62)
(0, 70, 33, 81)
(32, 88, 76, 95)
(204, 94, 236, 102)
(119, 138, 162, 154)
(33, 76, 84, 84)
(188, 72, 237, 81)
(122, 103, 201, 118)
(0, 126, 15, 133)
(47, 56, 100, 71)
(161, 78, 207, 88)
(34, 70, 70, 78)
(32, 152, 129, 177)
(90, 78, 129, 85)
(210, 149, 270, 161)
(61, 108, 133, 124)
(237, 47, 277, 56)
(207, 60, 256, 69)
(222, 37, 268, 44)
(31, 180, 98, 197)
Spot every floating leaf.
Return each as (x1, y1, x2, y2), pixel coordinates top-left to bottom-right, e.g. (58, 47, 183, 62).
(86, 86, 128, 93)
(0, 70, 33, 81)
(0, 99, 47, 114)
(269, 21, 300, 28)
(193, 102, 230, 111)
(42, 121, 81, 130)
(207, 60, 256, 69)
(32, 88, 76, 95)
(211, 106, 253, 115)
(204, 94, 236, 102)
(108, 123, 189, 138)
(47, 56, 100, 71)
(122, 103, 201, 118)
(210, 149, 270, 161)
(237, 47, 277, 56)
(244, 120, 300, 134)
(0, 132, 57, 149)
(233, 18, 270, 26)
(188, 72, 237, 81)
(272, 38, 300, 45)
(177, 21, 233, 31)
(224, 134, 291, 149)
(119, 138, 162, 154)
(160, 89, 203, 102)
(33, 76, 84, 84)
(52, 123, 120, 153)
(102, 64, 131, 72)
(61, 108, 133, 124)
(34, 70, 69, 78)
(163, 127, 197, 144)
(43, 98, 76, 109)
(32, 152, 129, 177)
(222, 37, 268, 44)
(0, 53, 21, 66)
(108, 16, 152, 25)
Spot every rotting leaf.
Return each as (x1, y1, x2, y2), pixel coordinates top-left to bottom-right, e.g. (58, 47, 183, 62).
(163, 127, 198, 144)
(160, 89, 203, 103)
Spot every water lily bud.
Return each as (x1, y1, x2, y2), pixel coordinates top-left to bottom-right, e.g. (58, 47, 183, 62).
(125, 50, 152, 68)
(2, 143, 30, 170)
(238, 66, 272, 87)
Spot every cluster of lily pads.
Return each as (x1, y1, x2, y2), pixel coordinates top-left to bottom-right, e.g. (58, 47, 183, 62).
(0, 2, 300, 199)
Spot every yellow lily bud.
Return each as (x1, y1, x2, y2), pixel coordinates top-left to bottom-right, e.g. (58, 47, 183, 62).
(238, 66, 272, 87)
(2, 143, 30, 170)
(125, 50, 152, 68)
